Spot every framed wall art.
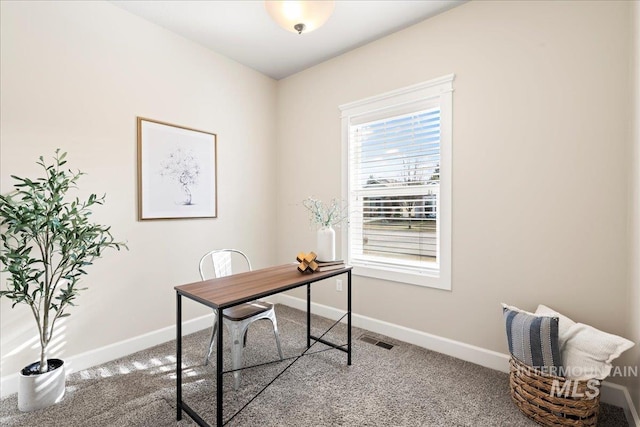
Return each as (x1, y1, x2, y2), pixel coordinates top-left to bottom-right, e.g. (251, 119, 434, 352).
(137, 117, 217, 220)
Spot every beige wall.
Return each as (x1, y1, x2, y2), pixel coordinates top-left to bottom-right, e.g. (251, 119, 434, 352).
(276, 0, 637, 394)
(630, 0, 640, 412)
(0, 1, 277, 376)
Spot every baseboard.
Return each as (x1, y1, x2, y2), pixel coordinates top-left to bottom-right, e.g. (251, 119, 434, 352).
(0, 313, 214, 398)
(601, 381, 640, 427)
(274, 293, 640, 427)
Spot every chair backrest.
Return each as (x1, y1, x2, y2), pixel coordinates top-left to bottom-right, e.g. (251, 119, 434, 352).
(199, 249, 252, 280)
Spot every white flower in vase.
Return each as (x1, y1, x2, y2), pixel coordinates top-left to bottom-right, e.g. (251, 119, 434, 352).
(303, 197, 347, 262)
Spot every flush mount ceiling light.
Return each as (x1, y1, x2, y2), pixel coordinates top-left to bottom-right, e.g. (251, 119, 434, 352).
(265, 1, 335, 35)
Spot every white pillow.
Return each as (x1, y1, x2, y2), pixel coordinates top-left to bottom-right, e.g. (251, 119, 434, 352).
(562, 322, 634, 380)
(535, 304, 634, 380)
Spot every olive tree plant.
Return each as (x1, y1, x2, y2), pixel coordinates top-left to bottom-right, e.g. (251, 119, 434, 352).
(0, 150, 126, 374)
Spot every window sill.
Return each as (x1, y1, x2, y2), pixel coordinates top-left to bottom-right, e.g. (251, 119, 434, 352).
(352, 263, 451, 290)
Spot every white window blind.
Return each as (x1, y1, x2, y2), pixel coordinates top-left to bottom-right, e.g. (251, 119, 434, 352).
(350, 108, 440, 264)
(340, 75, 453, 290)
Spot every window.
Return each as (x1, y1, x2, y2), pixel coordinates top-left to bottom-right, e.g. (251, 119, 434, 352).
(340, 75, 453, 290)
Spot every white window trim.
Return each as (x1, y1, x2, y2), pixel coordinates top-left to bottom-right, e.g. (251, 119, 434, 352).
(340, 74, 454, 290)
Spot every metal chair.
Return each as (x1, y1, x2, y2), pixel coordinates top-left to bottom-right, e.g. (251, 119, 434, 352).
(199, 249, 283, 389)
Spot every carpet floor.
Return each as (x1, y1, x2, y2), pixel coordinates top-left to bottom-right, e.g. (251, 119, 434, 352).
(0, 305, 628, 426)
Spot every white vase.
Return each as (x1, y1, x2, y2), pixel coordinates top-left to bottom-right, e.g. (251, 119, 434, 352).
(316, 226, 335, 262)
(18, 359, 66, 412)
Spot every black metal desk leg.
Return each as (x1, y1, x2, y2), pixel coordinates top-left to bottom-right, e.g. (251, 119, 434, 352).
(176, 293, 182, 420)
(216, 309, 224, 426)
(306, 283, 311, 348)
(347, 270, 352, 366)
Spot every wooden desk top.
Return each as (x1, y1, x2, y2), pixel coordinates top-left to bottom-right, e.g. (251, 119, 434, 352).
(175, 263, 352, 309)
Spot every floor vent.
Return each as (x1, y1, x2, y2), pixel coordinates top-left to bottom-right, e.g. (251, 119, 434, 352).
(359, 334, 394, 350)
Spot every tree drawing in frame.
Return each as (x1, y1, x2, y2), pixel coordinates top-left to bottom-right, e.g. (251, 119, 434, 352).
(160, 147, 200, 206)
(138, 117, 217, 220)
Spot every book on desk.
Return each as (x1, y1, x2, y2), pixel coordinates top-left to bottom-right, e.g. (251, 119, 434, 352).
(315, 260, 345, 272)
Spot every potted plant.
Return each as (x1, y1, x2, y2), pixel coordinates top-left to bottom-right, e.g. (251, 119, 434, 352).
(0, 150, 126, 411)
(302, 197, 347, 262)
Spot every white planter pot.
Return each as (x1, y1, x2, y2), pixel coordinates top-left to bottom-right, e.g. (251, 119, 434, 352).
(18, 359, 66, 412)
(316, 226, 336, 262)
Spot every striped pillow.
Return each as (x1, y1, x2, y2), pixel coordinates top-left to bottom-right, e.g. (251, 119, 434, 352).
(502, 304, 562, 372)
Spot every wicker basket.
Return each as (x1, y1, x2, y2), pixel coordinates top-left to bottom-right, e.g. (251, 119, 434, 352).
(509, 357, 601, 427)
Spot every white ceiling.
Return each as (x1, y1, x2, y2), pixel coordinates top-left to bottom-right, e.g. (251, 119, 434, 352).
(110, 1, 464, 80)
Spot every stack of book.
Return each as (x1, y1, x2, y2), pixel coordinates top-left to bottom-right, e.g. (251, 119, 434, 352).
(315, 260, 345, 272)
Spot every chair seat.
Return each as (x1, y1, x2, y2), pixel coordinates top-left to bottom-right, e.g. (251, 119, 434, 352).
(223, 301, 273, 321)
